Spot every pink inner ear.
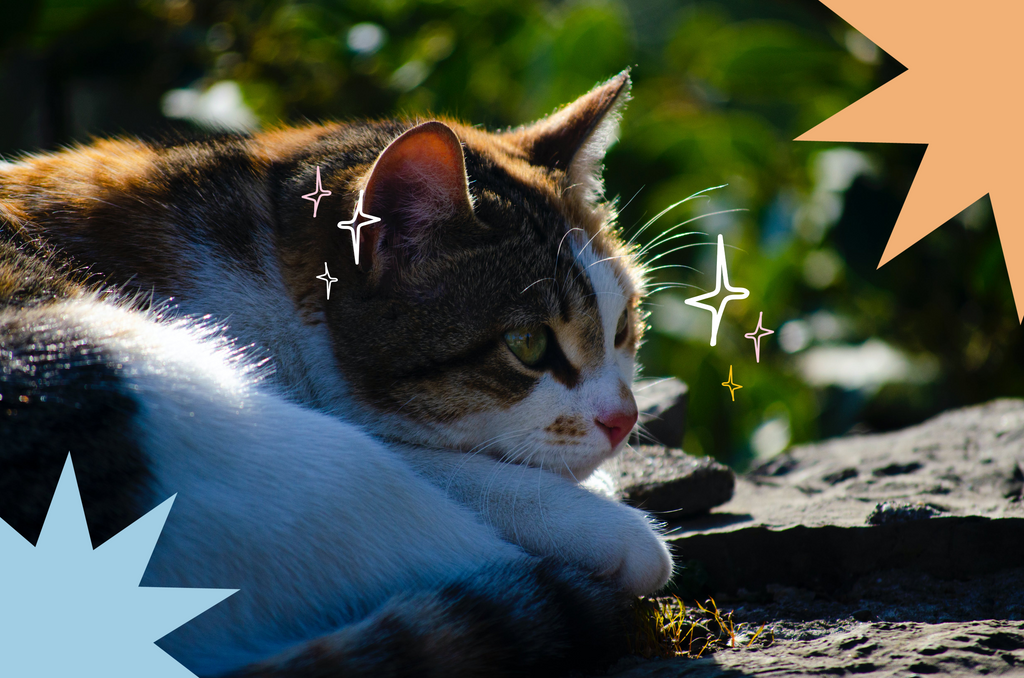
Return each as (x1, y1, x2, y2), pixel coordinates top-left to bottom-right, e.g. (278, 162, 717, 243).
(363, 122, 473, 233)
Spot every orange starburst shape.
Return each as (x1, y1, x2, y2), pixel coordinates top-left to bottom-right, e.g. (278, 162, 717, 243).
(798, 1, 1024, 321)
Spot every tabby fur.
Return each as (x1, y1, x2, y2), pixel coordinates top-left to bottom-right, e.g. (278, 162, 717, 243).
(0, 71, 673, 677)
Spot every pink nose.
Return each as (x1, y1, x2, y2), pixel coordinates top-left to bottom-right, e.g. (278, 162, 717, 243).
(595, 409, 638, 449)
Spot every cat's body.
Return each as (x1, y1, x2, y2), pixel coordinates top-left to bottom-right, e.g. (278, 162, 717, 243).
(0, 72, 673, 676)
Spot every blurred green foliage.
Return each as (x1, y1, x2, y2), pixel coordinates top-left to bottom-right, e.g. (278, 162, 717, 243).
(1, 0, 1020, 468)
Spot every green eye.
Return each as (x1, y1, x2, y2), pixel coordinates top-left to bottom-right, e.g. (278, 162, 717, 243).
(504, 327, 548, 367)
(615, 309, 629, 345)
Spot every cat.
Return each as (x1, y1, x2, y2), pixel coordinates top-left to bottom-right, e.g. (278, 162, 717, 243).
(0, 70, 673, 677)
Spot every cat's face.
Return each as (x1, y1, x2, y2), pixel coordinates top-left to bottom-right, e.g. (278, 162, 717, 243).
(305, 74, 642, 479)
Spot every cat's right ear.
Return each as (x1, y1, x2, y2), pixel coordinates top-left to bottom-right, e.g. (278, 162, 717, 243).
(358, 121, 474, 272)
(503, 70, 631, 205)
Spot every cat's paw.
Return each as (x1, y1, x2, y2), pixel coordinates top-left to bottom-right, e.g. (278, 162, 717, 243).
(587, 504, 673, 596)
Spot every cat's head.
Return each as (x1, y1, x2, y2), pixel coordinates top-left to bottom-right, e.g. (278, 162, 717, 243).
(302, 72, 644, 479)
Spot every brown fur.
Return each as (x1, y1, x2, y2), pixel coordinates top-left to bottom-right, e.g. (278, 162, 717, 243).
(545, 415, 588, 440)
(0, 70, 646, 677)
(1, 71, 641, 445)
(228, 558, 629, 678)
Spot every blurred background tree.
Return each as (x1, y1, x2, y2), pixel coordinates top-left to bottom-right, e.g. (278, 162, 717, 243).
(2, 0, 1019, 469)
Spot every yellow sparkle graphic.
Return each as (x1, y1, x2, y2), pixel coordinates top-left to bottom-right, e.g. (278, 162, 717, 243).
(722, 365, 742, 402)
(798, 1, 1024, 321)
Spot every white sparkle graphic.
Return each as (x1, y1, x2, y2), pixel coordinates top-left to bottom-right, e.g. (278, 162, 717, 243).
(684, 234, 750, 347)
(0, 455, 236, 677)
(337, 190, 381, 267)
(301, 166, 332, 218)
(316, 262, 338, 300)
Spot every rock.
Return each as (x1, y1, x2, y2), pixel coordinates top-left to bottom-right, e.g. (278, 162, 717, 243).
(866, 501, 943, 525)
(603, 399, 1024, 677)
(604, 446, 735, 516)
(632, 378, 689, 449)
(737, 399, 1024, 528)
(669, 399, 1024, 593)
(610, 620, 1024, 677)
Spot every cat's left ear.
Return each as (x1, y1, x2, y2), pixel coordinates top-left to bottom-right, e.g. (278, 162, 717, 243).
(505, 70, 631, 203)
(359, 121, 474, 271)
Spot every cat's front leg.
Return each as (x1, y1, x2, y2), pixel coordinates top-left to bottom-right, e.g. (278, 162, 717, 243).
(1, 299, 528, 676)
(400, 448, 673, 596)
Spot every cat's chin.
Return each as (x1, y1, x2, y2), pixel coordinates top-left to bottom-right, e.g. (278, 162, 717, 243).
(510, 445, 621, 484)
(558, 453, 615, 483)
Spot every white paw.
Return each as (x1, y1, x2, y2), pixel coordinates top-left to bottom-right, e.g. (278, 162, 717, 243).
(588, 504, 673, 596)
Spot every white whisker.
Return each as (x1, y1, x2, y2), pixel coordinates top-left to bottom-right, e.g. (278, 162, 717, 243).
(442, 428, 534, 496)
(644, 263, 703, 274)
(626, 185, 726, 245)
(565, 229, 604, 288)
(643, 240, 724, 266)
(636, 229, 706, 258)
(560, 453, 581, 484)
(521, 277, 555, 294)
(646, 283, 707, 295)
(632, 377, 675, 392)
(637, 208, 746, 257)
(554, 227, 586, 294)
(618, 185, 645, 214)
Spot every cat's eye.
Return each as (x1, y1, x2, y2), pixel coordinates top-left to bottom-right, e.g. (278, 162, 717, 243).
(504, 327, 548, 367)
(614, 308, 629, 346)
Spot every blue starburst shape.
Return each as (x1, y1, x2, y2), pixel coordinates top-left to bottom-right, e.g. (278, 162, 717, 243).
(0, 455, 236, 677)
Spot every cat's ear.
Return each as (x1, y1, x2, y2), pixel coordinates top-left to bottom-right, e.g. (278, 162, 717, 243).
(505, 70, 631, 203)
(358, 121, 474, 270)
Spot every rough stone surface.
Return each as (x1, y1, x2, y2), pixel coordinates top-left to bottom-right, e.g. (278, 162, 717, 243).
(603, 399, 1024, 677)
(633, 378, 689, 449)
(737, 399, 1024, 527)
(609, 620, 1024, 677)
(866, 501, 943, 525)
(605, 446, 735, 516)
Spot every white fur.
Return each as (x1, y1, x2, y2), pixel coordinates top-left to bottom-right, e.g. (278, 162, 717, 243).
(445, 229, 639, 479)
(6, 98, 670, 675)
(36, 294, 669, 676)
(570, 114, 621, 205)
(404, 449, 672, 596)
(164, 214, 641, 482)
(147, 217, 356, 417)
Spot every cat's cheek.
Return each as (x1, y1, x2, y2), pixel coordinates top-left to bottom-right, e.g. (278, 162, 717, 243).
(440, 360, 638, 477)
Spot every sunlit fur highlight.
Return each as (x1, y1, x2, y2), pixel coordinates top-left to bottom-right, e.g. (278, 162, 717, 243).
(0, 71, 673, 676)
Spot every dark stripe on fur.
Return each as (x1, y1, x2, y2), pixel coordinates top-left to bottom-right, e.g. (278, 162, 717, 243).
(228, 557, 630, 678)
(0, 316, 152, 548)
(538, 327, 581, 389)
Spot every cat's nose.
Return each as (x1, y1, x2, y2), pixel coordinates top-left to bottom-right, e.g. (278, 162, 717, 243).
(595, 409, 638, 449)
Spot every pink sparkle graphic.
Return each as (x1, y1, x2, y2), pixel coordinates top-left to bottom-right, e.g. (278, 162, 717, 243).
(302, 166, 332, 218)
(744, 311, 775, 363)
